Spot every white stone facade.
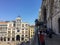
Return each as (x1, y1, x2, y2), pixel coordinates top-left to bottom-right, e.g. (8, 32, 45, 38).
(0, 17, 30, 43)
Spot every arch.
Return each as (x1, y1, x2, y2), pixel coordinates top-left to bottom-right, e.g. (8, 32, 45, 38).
(16, 35, 20, 41)
(1, 37, 3, 41)
(4, 37, 6, 41)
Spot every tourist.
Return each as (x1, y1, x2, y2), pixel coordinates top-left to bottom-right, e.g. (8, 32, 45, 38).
(39, 31, 45, 45)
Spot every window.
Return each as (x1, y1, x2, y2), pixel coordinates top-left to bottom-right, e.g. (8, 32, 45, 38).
(12, 31, 15, 33)
(31, 30, 32, 31)
(17, 20, 21, 22)
(22, 31, 24, 34)
(9, 24, 12, 27)
(25, 39, 27, 41)
(8, 28, 11, 30)
(13, 28, 15, 30)
(4, 37, 6, 41)
(25, 24, 28, 27)
(3, 27, 7, 30)
(21, 38, 24, 40)
(8, 38, 10, 41)
(13, 23, 15, 27)
(12, 38, 15, 41)
(17, 24, 20, 26)
(22, 24, 24, 27)
(22, 35, 24, 37)
(17, 30, 20, 32)
(8, 31, 11, 33)
(25, 31, 28, 34)
(12, 31, 15, 37)
(26, 28, 28, 30)
(8, 34, 11, 37)
(22, 29, 24, 30)
(33, 32, 34, 34)
(1, 37, 3, 41)
(0, 27, 2, 30)
(25, 35, 28, 37)
(0, 25, 7, 26)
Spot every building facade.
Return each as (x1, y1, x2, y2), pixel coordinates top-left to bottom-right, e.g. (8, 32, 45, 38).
(29, 25, 35, 40)
(0, 16, 30, 43)
(0, 22, 7, 41)
(39, 0, 60, 34)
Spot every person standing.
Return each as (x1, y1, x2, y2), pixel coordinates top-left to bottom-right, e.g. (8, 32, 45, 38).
(48, 28, 53, 38)
(39, 31, 45, 45)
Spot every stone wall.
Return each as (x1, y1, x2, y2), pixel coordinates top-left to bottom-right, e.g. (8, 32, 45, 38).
(39, 0, 60, 34)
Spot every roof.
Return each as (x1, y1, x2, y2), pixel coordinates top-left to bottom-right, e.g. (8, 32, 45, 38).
(0, 22, 8, 24)
(30, 25, 35, 27)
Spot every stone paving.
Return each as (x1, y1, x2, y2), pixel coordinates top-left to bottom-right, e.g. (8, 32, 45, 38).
(30, 34, 60, 45)
(19, 35, 60, 45)
(45, 35, 60, 45)
(0, 42, 15, 45)
(0, 41, 21, 45)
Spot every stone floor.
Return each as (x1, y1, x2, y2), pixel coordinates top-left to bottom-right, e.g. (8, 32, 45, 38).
(45, 35, 60, 45)
(0, 41, 21, 45)
(30, 34, 60, 45)
(0, 41, 30, 45)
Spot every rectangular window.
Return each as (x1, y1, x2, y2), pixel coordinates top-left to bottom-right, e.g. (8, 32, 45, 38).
(0, 25, 7, 26)
(22, 29, 24, 30)
(25, 24, 28, 27)
(13, 23, 15, 27)
(22, 31, 24, 34)
(13, 28, 15, 30)
(17, 20, 21, 22)
(22, 24, 24, 27)
(25, 35, 28, 37)
(22, 35, 24, 37)
(12, 31, 15, 33)
(8, 31, 11, 33)
(17, 24, 20, 26)
(9, 24, 12, 27)
(25, 31, 28, 34)
(12, 31, 15, 37)
(0, 27, 2, 30)
(26, 28, 28, 30)
(25, 39, 27, 41)
(8, 28, 11, 30)
(17, 30, 20, 32)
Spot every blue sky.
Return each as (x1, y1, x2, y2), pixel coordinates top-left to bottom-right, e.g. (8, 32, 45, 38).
(0, 0, 42, 25)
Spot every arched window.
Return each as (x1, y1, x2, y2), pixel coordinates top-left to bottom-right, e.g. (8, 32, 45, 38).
(12, 38, 15, 41)
(1, 37, 3, 41)
(16, 35, 20, 41)
(4, 37, 6, 41)
(8, 38, 10, 41)
(17, 30, 20, 32)
(21, 37, 24, 41)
